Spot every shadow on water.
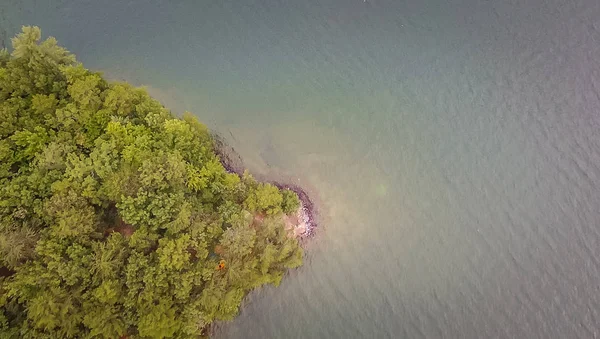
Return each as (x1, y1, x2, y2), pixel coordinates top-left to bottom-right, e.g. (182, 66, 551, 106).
(0, 21, 7, 50)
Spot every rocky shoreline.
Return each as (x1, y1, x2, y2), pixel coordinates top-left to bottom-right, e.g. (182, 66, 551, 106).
(273, 182, 316, 237)
(212, 132, 317, 238)
(212, 132, 246, 175)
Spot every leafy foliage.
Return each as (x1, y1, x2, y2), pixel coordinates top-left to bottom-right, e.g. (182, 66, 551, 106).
(0, 27, 303, 338)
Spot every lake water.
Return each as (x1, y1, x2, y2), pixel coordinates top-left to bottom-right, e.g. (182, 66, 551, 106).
(3, 0, 600, 337)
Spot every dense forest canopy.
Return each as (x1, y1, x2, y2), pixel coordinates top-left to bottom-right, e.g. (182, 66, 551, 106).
(0, 26, 303, 338)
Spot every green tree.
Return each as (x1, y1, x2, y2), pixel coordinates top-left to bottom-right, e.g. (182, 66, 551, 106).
(281, 188, 301, 214)
(0, 26, 305, 338)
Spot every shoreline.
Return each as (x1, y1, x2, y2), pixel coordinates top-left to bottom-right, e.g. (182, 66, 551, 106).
(212, 132, 318, 238)
(273, 182, 316, 237)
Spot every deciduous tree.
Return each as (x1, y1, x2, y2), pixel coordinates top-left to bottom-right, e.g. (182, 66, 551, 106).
(0, 26, 305, 338)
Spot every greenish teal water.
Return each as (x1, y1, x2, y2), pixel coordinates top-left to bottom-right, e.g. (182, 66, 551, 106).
(3, 1, 600, 337)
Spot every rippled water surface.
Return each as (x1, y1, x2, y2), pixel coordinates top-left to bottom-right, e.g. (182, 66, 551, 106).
(3, 0, 600, 337)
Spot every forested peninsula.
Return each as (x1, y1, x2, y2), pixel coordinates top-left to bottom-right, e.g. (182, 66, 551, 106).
(0, 27, 313, 338)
